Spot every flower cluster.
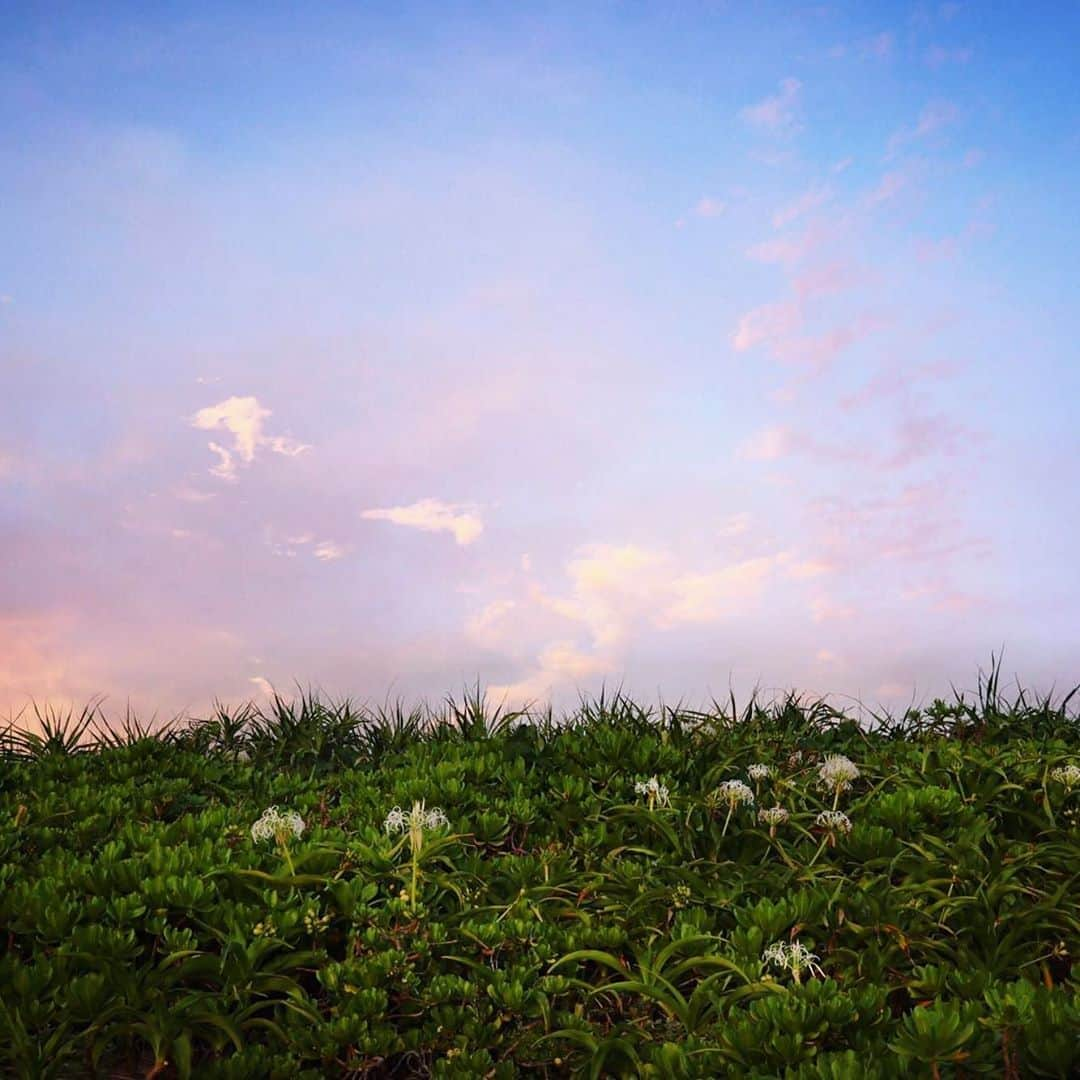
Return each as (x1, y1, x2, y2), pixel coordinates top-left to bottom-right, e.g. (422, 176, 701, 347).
(634, 776, 671, 808)
(758, 805, 790, 827)
(762, 940, 824, 981)
(384, 802, 450, 835)
(815, 810, 852, 834)
(817, 754, 860, 795)
(747, 763, 772, 782)
(251, 806, 305, 844)
(303, 907, 331, 935)
(714, 779, 755, 806)
(252, 917, 276, 938)
(1050, 764, 1080, 788)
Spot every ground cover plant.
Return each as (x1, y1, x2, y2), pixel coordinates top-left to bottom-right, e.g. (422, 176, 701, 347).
(1, 655, 1079, 1078)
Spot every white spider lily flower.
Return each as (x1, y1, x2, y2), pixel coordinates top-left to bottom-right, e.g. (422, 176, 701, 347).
(384, 801, 450, 836)
(747, 763, 772, 782)
(817, 754, 860, 795)
(250, 806, 305, 844)
(385, 801, 452, 913)
(762, 940, 825, 983)
(634, 776, 671, 808)
(758, 805, 790, 826)
(715, 780, 755, 806)
(815, 809, 852, 834)
(1050, 764, 1080, 788)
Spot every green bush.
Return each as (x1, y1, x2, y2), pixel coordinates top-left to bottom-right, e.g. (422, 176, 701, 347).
(1, 664, 1078, 1076)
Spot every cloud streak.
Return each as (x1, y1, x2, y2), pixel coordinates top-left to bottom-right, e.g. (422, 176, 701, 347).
(361, 498, 484, 546)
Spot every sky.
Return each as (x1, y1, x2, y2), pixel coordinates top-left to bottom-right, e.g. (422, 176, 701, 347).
(2, 1, 1079, 726)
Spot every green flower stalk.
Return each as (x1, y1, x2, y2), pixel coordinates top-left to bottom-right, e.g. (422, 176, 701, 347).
(712, 779, 755, 836)
(385, 800, 450, 912)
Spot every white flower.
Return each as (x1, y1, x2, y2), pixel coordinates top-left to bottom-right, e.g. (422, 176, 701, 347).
(634, 776, 671, 807)
(251, 805, 305, 844)
(817, 754, 860, 794)
(715, 779, 755, 806)
(815, 809, 852, 834)
(762, 939, 824, 980)
(758, 805, 790, 826)
(384, 801, 450, 835)
(1050, 764, 1080, 788)
(747, 763, 772, 782)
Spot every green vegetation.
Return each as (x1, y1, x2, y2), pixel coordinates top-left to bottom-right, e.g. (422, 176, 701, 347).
(2, 655, 1079, 1078)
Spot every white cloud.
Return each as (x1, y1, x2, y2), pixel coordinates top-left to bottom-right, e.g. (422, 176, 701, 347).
(361, 497, 483, 545)
(313, 540, 347, 562)
(190, 396, 311, 481)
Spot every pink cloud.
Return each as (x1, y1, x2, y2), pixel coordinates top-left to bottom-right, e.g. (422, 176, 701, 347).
(860, 32, 895, 59)
(773, 313, 884, 374)
(916, 235, 961, 263)
(925, 44, 972, 68)
(740, 78, 803, 135)
(809, 593, 857, 622)
(793, 262, 861, 301)
(887, 101, 959, 157)
(866, 170, 908, 206)
(772, 186, 832, 229)
(732, 301, 801, 351)
(878, 411, 980, 471)
(839, 359, 960, 412)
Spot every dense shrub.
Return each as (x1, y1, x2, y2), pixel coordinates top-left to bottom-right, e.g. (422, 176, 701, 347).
(1, 659, 1078, 1077)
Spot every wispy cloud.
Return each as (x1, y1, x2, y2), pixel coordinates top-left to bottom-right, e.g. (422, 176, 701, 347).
(860, 32, 895, 58)
(250, 675, 275, 697)
(740, 78, 803, 135)
(674, 195, 726, 229)
(361, 498, 484, 545)
(866, 170, 908, 205)
(717, 511, 753, 537)
(772, 186, 831, 229)
(925, 44, 972, 68)
(313, 540, 347, 562)
(190, 396, 311, 481)
(887, 101, 959, 156)
(809, 593, 857, 622)
(732, 300, 801, 351)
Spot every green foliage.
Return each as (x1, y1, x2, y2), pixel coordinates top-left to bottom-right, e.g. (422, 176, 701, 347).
(1, 657, 1078, 1075)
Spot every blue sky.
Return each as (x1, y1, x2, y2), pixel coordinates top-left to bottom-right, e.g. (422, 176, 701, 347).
(2, 1, 1078, 721)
